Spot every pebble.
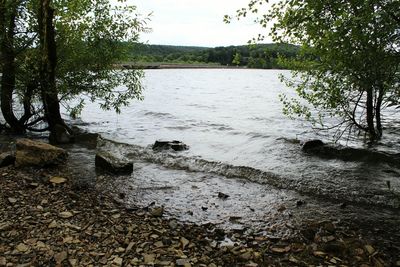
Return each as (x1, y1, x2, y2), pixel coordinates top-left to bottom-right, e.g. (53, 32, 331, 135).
(7, 198, 17, 204)
(112, 256, 123, 266)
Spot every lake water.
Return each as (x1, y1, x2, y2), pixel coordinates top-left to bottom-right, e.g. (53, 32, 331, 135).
(75, 69, 399, 204)
(69, 69, 399, 238)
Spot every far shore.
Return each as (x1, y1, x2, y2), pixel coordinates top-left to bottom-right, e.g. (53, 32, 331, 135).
(116, 63, 251, 70)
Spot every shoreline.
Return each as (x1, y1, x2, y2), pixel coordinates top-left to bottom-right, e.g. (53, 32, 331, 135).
(115, 63, 285, 70)
(1, 138, 399, 266)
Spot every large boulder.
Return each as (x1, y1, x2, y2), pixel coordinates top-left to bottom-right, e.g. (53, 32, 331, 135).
(95, 151, 133, 174)
(152, 140, 189, 151)
(15, 139, 68, 167)
(0, 152, 15, 167)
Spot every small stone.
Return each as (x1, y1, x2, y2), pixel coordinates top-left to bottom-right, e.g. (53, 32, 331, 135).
(126, 242, 135, 252)
(180, 237, 190, 249)
(277, 205, 286, 212)
(0, 257, 6, 266)
(112, 213, 121, 219)
(176, 259, 190, 266)
(115, 247, 125, 253)
(7, 197, 17, 204)
(48, 220, 58, 229)
(240, 251, 253, 260)
(16, 243, 29, 253)
(169, 220, 178, 229)
(151, 207, 164, 217)
(154, 241, 164, 248)
(54, 251, 68, 265)
(365, 245, 375, 255)
(313, 251, 326, 257)
(112, 256, 123, 266)
(217, 192, 229, 199)
(396, 260, 400, 266)
(271, 247, 290, 253)
(49, 176, 67, 184)
(143, 254, 156, 264)
(68, 258, 78, 267)
(157, 261, 172, 266)
(59, 211, 74, 218)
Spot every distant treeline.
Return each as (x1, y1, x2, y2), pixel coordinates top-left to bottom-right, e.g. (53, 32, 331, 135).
(127, 43, 299, 69)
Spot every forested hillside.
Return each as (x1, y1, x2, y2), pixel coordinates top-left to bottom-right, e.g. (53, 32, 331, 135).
(127, 43, 299, 69)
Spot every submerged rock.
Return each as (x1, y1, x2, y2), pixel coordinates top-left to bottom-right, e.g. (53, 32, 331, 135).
(15, 139, 67, 167)
(152, 140, 189, 151)
(302, 140, 400, 166)
(302, 140, 325, 151)
(95, 151, 133, 174)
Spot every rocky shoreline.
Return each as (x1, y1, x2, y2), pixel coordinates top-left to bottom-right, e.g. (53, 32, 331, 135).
(0, 139, 399, 266)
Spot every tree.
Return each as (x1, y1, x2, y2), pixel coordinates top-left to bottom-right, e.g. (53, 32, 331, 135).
(227, 0, 400, 141)
(0, 0, 26, 134)
(0, 0, 148, 143)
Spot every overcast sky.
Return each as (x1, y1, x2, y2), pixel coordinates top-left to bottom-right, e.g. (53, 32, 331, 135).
(130, 0, 272, 47)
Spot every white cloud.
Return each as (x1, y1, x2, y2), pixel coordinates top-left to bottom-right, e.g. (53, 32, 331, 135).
(127, 0, 273, 47)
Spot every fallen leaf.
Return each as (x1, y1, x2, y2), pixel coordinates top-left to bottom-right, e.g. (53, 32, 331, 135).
(59, 211, 74, 219)
(50, 176, 67, 184)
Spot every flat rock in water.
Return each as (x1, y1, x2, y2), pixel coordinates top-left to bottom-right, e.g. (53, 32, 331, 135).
(152, 140, 189, 151)
(95, 151, 133, 174)
(15, 139, 67, 167)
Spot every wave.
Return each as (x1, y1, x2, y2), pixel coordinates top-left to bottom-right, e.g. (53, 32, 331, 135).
(143, 111, 176, 119)
(97, 137, 400, 209)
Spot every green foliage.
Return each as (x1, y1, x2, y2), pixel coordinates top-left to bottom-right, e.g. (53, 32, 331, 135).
(127, 43, 299, 69)
(229, 0, 400, 140)
(4, 0, 147, 125)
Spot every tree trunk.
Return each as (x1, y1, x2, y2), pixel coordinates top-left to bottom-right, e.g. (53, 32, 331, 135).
(0, 0, 25, 134)
(366, 87, 377, 140)
(38, 0, 72, 144)
(375, 87, 384, 137)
